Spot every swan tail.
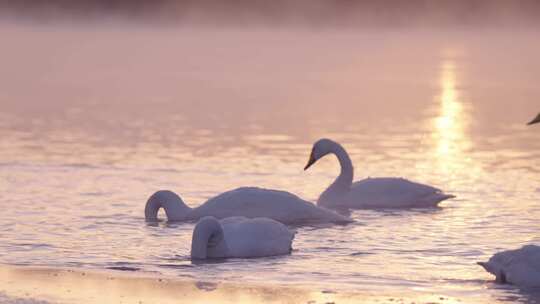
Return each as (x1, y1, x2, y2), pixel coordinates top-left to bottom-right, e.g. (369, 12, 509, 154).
(335, 214, 354, 224)
(477, 261, 489, 271)
(191, 216, 224, 260)
(324, 209, 354, 224)
(420, 192, 455, 207)
(441, 194, 456, 200)
(144, 190, 189, 221)
(308, 207, 353, 224)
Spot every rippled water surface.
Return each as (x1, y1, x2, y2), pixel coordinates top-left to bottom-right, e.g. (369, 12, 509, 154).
(1, 23, 539, 303)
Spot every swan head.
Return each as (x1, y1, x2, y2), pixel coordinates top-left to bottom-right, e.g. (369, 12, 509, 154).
(191, 216, 228, 260)
(304, 138, 337, 170)
(527, 113, 540, 125)
(477, 261, 507, 283)
(145, 190, 190, 222)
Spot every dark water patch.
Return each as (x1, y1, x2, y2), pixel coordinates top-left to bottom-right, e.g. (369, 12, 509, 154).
(350, 251, 375, 256)
(107, 266, 140, 271)
(0, 292, 52, 304)
(9, 243, 55, 250)
(149, 167, 181, 173)
(195, 281, 219, 291)
(79, 191, 110, 197)
(82, 215, 121, 220)
(159, 263, 195, 269)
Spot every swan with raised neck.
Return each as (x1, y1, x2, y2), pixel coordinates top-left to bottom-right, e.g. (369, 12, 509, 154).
(144, 186, 352, 224)
(304, 138, 455, 209)
(304, 138, 354, 198)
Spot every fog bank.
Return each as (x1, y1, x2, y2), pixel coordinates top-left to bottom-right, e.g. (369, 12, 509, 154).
(1, 0, 540, 27)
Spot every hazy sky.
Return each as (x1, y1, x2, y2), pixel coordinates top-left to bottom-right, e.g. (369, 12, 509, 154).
(2, 0, 540, 27)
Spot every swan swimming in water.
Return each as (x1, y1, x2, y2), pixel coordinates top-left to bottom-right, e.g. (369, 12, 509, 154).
(304, 138, 455, 209)
(145, 187, 352, 224)
(478, 245, 540, 287)
(528, 113, 540, 125)
(477, 115, 540, 287)
(191, 216, 294, 259)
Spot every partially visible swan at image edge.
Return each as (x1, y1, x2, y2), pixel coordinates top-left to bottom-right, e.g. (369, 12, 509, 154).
(304, 138, 455, 209)
(145, 187, 352, 224)
(478, 245, 540, 287)
(477, 116, 540, 287)
(528, 113, 540, 125)
(191, 216, 294, 259)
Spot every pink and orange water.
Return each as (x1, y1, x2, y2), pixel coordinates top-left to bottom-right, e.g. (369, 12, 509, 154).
(1, 23, 539, 303)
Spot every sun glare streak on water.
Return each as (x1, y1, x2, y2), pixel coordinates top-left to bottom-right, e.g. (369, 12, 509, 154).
(430, 59, 480, 184)
(0, 24, 539, 303)
(435, 61, 468, 157)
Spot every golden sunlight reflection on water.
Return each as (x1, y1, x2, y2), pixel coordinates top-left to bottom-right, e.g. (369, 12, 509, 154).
(431, 60, 477, 178)
(1, 25, 540, 303)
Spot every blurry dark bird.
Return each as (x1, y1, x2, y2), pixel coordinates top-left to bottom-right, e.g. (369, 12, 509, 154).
(527, 113, 540, 125)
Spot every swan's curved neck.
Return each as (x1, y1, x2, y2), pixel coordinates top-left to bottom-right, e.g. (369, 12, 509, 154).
(330, 142, 354, 190)
(191, 217, 224, 259)
(145, 190, 192, 221)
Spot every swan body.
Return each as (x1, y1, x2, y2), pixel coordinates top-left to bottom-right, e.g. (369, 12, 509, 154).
(478, 245, 540, 287)
(191, 216, 294, 259)
(304, 138, 454, 209)
(145, 187, 352, 224)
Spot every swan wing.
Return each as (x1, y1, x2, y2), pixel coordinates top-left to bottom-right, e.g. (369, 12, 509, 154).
(346, 177, 454, 208)
(196, 187, 351, 224)
(222, 217, 294, 258)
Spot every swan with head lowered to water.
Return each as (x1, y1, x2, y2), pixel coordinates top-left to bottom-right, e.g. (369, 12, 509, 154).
(145, 187, 352, 225)
(476, 118, 540, 287)
(304, 138, 455, 209)
(478, 245, 540, 287)
(191, 216, 294, 259)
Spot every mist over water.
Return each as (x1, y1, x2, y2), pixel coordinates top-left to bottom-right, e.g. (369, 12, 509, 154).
(2, 0, 540, 27)
(1, 5, 540, 303)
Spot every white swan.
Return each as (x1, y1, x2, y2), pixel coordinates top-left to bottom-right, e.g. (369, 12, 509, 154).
(304, 138, 455, 209)
(478, 245, 540, 287)
(528, 113, 540, 125)
(145, 187, 352, 224)
(191, 216, 294, 259)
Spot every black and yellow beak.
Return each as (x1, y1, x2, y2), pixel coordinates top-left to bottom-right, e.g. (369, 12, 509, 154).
(527, 113, 540, 125)
(304, 152, 316, 170)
